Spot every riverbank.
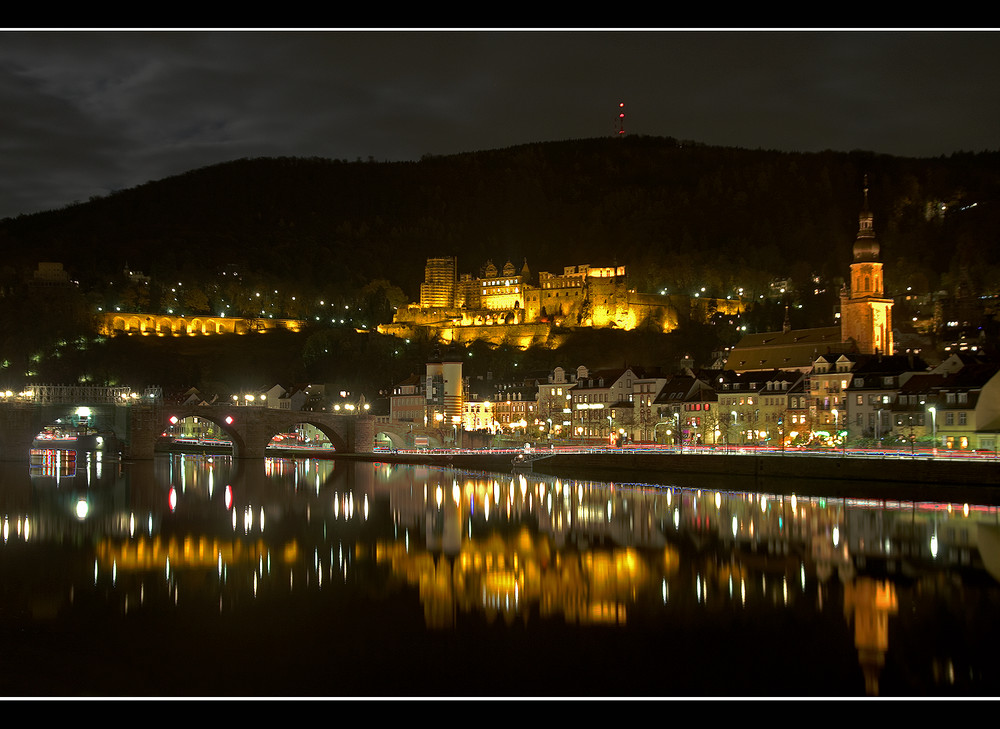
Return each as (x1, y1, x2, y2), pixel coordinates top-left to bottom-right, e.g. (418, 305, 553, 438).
(340, 450, 1000, 504)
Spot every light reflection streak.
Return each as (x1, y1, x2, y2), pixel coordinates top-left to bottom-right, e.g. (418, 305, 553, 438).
(4, 452, 999, 697)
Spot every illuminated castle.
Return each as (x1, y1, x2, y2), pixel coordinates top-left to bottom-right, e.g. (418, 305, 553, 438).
(378, 257, 727, 348)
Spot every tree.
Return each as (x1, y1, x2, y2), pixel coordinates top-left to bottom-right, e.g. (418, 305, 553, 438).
(182, 286, 211, 314)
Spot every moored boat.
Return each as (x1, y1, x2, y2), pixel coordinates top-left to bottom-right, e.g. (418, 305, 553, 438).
(32, 429, 102, 452)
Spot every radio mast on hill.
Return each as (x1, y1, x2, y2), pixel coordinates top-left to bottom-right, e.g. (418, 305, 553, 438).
(616, 102, 625, 136)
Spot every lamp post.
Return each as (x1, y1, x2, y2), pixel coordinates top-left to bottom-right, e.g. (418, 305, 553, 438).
(929, 406, 936, 455)
(653, 419, 670, 446)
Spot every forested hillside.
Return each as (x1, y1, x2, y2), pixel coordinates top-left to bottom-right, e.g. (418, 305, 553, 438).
(1, 136, 999, 396)
(2, 135, 999, 302)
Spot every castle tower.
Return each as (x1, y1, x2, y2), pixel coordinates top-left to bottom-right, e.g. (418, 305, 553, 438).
(419, 257, 457, 308)
(840, 177, 894, 355)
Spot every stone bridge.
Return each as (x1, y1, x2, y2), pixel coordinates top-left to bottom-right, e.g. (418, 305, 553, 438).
(149, 404, 375, 459)
(0, 385, 375, 461)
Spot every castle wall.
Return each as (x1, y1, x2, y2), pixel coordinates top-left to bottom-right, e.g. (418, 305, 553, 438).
(378, 290, 736, 350)
(99, 313, 305, 337)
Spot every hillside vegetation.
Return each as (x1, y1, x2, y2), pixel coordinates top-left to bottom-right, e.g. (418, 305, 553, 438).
(1, 135, 998, 396)
(3, 136, 999, 299)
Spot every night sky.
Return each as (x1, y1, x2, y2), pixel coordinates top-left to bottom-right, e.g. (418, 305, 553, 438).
(1, 29, 998, 221)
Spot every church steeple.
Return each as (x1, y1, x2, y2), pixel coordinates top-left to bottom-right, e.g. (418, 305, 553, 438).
(849, 174, 883, 297)
(853, 174, 880, 263)
(840, 175, 893, 355)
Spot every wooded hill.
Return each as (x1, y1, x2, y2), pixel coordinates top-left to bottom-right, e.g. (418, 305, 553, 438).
(2, 135, 999, 303)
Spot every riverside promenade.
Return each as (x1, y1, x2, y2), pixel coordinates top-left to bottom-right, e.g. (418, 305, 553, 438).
(344, 447, 1000, 505)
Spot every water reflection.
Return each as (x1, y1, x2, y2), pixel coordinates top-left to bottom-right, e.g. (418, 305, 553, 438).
(2, 452, 999, 698)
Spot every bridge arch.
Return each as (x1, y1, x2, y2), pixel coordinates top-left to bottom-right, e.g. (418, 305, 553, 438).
(374, 429, 408, 449)
(371, 421, 446, 449)
(158, 406, 368, 458)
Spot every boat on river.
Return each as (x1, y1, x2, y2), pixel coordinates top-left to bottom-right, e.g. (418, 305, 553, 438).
(32, 428, 102, 452)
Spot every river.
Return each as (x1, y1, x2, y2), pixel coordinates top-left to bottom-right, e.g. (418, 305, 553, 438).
(2, 448, 1000, 699)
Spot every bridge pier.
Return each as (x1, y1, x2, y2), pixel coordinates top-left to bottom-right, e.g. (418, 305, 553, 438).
(120, 405, 161, 460)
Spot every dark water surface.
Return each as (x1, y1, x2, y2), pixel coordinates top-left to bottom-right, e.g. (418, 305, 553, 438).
(3, 449, 1000, 699)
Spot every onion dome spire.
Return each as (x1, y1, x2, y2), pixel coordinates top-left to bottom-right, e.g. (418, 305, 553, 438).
(853, 174, 880, 262)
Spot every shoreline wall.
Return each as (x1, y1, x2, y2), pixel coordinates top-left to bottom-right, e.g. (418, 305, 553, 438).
(338, 450, 1000, 504)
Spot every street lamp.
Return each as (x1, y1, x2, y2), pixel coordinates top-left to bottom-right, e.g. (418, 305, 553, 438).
(929, 406, 936, 452)
(832, 408, 839, 451)
(653, 419, 672, 447)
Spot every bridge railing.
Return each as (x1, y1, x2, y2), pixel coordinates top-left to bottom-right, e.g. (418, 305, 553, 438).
(0, 384, 163, 405)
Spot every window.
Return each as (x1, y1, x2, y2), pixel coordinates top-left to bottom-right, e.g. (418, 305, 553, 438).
(856, 395, 863, 406)
(959, 412, 967, 426)
(946, 412, 954, 426)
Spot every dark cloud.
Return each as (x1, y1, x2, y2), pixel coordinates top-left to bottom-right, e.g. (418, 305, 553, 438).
(0, 29, 997, 220)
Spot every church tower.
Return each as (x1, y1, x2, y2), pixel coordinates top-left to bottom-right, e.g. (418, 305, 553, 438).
(840, 176, 894, 355)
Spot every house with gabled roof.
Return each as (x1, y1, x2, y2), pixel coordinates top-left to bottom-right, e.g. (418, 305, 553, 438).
(843, 353, 929, 442)
(571, 366, 644, 441)
(652, 372, 720, 445)
(928, 361, 1000, 451)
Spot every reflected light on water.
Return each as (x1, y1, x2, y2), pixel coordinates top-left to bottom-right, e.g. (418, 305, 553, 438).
(3, 454, 1000, 698)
